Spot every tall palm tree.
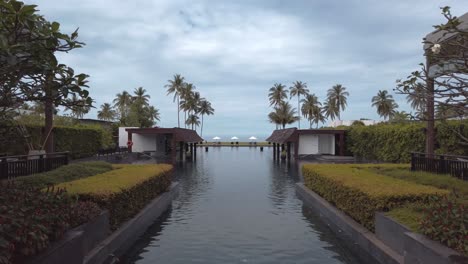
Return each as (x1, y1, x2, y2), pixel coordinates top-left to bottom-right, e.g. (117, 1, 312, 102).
(273, 101, 299, 129)
(268, 111, 281, 129)
(180, 83, 196, 128)
(186, 114, 200, 130)
(148, 105, 160, 124)
(406, 83, 427, 112)
(289, 81, 309, 128)
(322, 99, 338, 121)
(165, 74, 185, 127)
(198, 99, 214, 137)
(268, 83, 288, 106)
(97, 103, 116, 121)
(133, 87, 150, 105)
(113, 91, 132, 121)
(326, 84, 349, 120)
(301, 94, 323, 128)
(372, 90, 398, 120)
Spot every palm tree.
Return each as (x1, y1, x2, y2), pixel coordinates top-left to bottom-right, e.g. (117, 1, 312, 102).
(186, 114, 200, 130)
(268, 83, 288, 106)
(372, 90, 398, 120)
(133, 87, 150, 105)
(268, 111, 281, 129)
(148, 106, 160, 124)
(165, 74, 185, 127)
(289, 81, 309, 128)
(180, 83, 196, 128)
(97, 103, 116, 121)
(198, 99, 214, 137)
(322, 99, 338, 121)
(65, 94, 91, 119)
(406, 83, 427, 112)
(273, 101, 299, 129)
(391, 111, 410, 123)
(326, 84, 349, 120)
(301, 94, 323, 128)
(113, 91, 132, 121)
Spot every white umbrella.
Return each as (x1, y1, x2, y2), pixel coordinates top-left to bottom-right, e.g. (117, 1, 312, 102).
(249, 136, 257, 141)
(213, 136, 221, 141)
(231, 136, 239, 140)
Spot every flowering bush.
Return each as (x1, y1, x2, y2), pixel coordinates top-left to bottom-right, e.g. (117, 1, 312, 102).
(0, 182, 101, 264)
(420, 196, 468, 255)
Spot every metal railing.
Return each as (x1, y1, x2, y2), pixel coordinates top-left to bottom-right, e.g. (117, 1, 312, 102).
(411, 152, 468, 180)
(0, 152, 69, 180)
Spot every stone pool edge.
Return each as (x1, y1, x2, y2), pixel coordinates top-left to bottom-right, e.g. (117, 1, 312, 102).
(84, 182, 180, 264)
(295, 183, 402, 264)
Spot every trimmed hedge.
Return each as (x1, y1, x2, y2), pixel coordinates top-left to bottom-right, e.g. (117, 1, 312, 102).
(14, 161, 113, 188)
(302, 164, 448, 231)
(56, 164, 173, 229)
(346, 120, 468, 163)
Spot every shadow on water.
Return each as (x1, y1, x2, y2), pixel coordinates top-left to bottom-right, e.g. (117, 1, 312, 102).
(120, 147, 364, 264)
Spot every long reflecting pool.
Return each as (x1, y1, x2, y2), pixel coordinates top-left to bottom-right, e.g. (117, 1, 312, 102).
(122, 147, 363, 264)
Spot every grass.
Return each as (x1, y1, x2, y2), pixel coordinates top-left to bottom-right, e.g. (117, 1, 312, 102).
(14, 161, 113, 188)
(55, 164, 173, 195)
(385, 204, 425, 232)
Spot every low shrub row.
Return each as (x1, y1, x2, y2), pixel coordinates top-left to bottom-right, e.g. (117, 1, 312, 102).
(0, 183, 101, 264)
(302, 164, 448, 230)
(56, 164, 173, 230)
(14, 161, 113, 188)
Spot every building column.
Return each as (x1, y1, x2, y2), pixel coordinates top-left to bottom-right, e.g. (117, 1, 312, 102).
(273, 143, 276, 160)
(171, 137, 176, 164)
(276, 143, 281, 160)
(127, 132, 133, 153)
(294, 141, 299, 158)
(190, 143, 194, 159)
(179, 141, 184, 160)
(287, 142, 291, 161)
(339, 133, 345, 156)
(193, 143, 197, 161)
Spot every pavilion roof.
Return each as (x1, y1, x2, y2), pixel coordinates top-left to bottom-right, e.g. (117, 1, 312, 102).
(265, 128, 346, 144)
(125, 127, 203, 143)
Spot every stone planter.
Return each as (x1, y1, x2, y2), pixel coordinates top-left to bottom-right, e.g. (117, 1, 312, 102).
(72, 210, 110, 256)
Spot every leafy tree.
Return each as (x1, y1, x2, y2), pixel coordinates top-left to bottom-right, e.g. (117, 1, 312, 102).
(289, 81, 309, 128)
(97, 103, 117, 121)
(268, 83, 288, 106)
(64, 94, 92, 119)
(390, 111, 411, 123)
(326, 84, 349, 120)
(180, 83, 195, 128)
(113, 91, 132, 123)
(148, 105, 160, 124)
(165, 74, 185, 128)
(0, 1, 91, 152)
(198, 99, 214, 136)
(301, 93, 323, 128)
(268, 111, 281, 129)
(271, 101, 298, 129)
(371, 90, 398, 120)
(186, 114, 200, 130)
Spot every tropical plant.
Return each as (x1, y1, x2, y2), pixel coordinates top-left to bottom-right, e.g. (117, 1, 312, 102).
(301, 94, 323, 128)
(148, 106, 160, 124)
(133, 87, 150, 105)
(165, 74, 185, 128)
(271, 101, 299, 129)
(198, 99, 214, 136)
(186, 114, 201, 130)
(64, 94, 92, 119)
(268, 83, 288, 106)
(97, 103, 117, 121)
(371, 90, 398, 120)
(289, 81, 309, 128)
(406, 83, 427, 112)
(326, 84, 349, 120)
(322, 99, 338, 121)
(113, 91, 132, 122)
(390, 111, 410, 123)
(268, 111, 281, 129)
(180, 83, 196, 128)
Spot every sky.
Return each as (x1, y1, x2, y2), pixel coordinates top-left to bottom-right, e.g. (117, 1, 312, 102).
(35, 0, 468, 139)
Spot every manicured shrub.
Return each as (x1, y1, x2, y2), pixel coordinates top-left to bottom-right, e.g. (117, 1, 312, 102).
(420, 196, 468, 255)
(0, 183, 101, 264)
(302, 164, 448, 230)
(56, 164, 173, 230)
(15, 161, 113, 188)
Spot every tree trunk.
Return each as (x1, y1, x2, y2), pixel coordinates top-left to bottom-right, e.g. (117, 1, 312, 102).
(177, 96, 180, 128)
(426, 72, 435, 155)
(43, 75, 54, 153)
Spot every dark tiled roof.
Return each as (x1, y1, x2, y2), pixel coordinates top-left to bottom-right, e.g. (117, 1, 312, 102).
(265, 128, 297, 144)
(125, 127, 203, 143)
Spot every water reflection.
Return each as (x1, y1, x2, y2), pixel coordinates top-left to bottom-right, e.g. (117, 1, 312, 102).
(121, 147, 363, 264)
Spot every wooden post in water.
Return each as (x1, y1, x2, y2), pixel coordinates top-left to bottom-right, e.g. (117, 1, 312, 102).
(287, 142, 291, 161)
(273, 143, 276, 160)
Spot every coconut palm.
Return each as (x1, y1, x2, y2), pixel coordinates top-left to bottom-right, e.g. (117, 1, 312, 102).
(322, 99, 338, 121)
(148, 106, 160, 124)
(113, 91, 132, 120)
(65, 94, 91, 119)
(272, 101, 299, 129)
(97, 103, 116, 121)
(391, 111, 410, 123)
(198, 99, 214, 137)
(180, 83, 196, 128)
(372, 90, 398, 120)
(326, 84, 349, 120)
(406, 83, 427, 112)
(268, 111, 281, 129)
(186, 114, 200, 130)
(133, 87, 150, 105)
(268, 83, 288, 106)
(165, 74, 185, 127)
(301, 94, 323, 128)
(289, 81, 309, 129)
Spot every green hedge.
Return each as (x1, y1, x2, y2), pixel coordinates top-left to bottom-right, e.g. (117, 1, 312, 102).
(346, 120, 468, 163)
(302, 164, 448, 231)
(56, 164, 173, 230)
(0, 125, 111, 159)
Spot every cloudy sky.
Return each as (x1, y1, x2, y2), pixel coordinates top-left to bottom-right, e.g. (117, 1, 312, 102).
(36, 0, 468, 138)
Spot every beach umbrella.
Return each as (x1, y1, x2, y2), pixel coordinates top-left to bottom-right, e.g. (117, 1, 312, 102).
(249, 136, 257, 141)
(231, 136, 239, 140)
(213, 136, 221, 141)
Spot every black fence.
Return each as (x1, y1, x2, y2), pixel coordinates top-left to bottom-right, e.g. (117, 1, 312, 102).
(411, 152, 468, 180)
(97, 146, 128, 157)
(0, 152, 69, 180)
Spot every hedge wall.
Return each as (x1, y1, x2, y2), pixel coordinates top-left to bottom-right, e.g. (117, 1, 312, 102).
(0, 125, 110, 159)
(346, 120, 468, 163)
